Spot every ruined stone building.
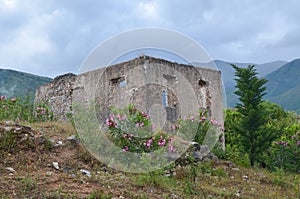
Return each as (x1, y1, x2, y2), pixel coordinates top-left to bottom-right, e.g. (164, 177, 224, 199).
(35, 56, 224, 128)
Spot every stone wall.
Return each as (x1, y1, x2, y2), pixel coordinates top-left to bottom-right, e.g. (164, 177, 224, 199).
(35, 56, 224, 126)
(35, 73, 76, 121)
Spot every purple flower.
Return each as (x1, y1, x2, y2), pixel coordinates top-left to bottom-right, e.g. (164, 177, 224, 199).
(0, 96, 6, 100)
(158, 136, 166, 146)
(142, 112, 149, 119)
(106, 118, 116, 128)
(144, 139, 153, 149)
(297, 140, 300, 146)
(10, 97, 16, 102)
(123, 146, 129, 152)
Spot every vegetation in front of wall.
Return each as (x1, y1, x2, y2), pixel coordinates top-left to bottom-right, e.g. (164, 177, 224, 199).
(221, 64, 300, 173)
(0, 95, 54, 122)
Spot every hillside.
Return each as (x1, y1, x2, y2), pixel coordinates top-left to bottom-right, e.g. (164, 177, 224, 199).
(265, 59, 300, 113)
(0, 121, 298, 198)
(209, 60, 287, 108)
(0, 69, 52, 99)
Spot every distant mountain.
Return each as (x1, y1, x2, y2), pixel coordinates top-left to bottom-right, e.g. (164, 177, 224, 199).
(212, 60, 287, 89)
(0, 69, 52, 99)
(265, 59, 300, 113)
(198, 60, 287, 107)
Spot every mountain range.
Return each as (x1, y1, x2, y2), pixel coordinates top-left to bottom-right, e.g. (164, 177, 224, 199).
(0, 58, 299, 113)
(212, 59, 300, 114)
(0, 69, 52, 99)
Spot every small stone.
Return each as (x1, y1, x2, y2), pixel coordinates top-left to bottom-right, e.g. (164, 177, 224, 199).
(190, 142, 200, 151)
(6, 167, 15, 173)
(67, 135, 79, 143)
(52, 162, 59, 170)
(57, 140, 63, 145)
(200, 145, 210, 155)
(46, 171, 53, 176)
(80, 169, 91, 177)
(232, 168, 240, 171)
(14, 127, 22, 132)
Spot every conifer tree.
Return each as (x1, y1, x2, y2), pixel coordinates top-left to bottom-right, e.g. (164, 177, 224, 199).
(232, 64, 275, 166)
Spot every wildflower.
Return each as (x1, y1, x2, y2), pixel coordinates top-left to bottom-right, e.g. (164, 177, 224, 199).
(36, 107, 46, 115)
(297, 140, 300, 146)
(136, 123, 140, 127)
(124, 133, 133, 140)
(0, 95, 6, 100)
(144, 139, 153, 149)
(123, 146, 129, 152)
(10, 97, 16, 102)
(116, 114, 122, 120)
(158, 136, 166, 146)
(139, 122, 144, 127)
(142, 112, 149, 119)
(106, 118, 116, 128)
(283, 142, 288, 147)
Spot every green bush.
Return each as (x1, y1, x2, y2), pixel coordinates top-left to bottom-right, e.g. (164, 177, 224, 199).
(105, 105, 223, 154)
(0, 95, 54, 122)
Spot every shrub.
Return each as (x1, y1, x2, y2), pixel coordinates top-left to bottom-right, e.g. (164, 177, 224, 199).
(0, 95, 54, 122)
(104, 105, 223, 154)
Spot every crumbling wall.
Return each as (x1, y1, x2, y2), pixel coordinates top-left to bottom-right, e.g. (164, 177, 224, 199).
(35, 73, 76, 121)
(35, 56, 223, 126)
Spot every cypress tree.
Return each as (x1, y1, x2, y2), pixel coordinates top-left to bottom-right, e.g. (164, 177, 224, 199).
(232, 64, 274, 166)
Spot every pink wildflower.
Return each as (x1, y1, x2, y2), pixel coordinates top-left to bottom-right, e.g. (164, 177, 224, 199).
(142, 112, 149, 119)
(0, 96, 6, 100)
(297, 140, 300, 146)
(144, 139, 153, 149)
(106, 118, 116, 128)
(10, 97, 16, 102)
(123, 146, 129, 152)
(116, 114, 122, 120)
(158, 136, 166, 146)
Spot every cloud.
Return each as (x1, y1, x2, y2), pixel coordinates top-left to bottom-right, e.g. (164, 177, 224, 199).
(0, 0, 299, 77)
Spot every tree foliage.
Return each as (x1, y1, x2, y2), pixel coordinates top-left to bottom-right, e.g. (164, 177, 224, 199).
(231, 64, 280, 166)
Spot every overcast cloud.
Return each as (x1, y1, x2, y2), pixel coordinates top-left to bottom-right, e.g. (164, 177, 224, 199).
(0, 0, 299, 77)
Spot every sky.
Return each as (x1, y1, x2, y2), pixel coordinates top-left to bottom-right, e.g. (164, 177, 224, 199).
(0, 0, 299, 78)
